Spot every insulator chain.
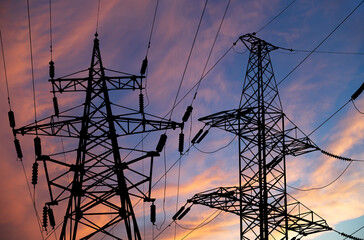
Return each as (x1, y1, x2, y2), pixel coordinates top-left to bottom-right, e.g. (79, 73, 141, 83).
(320, 149, 353, 161)
(178, 132, 184, 153)
(339, 231, 364, 240)
(49, 61, 55, 79)
(53, 96, 59, 116)
(32, 162, 39, 185)
(14, 139, 23, 159)
(139, 93, 144, 113)
(34, 137, 42, 157)
(182, 105, 193, 122)
(156, 134, 167, 153)
(150, 203, 156, 224)
(48, 207, 56, 229)
(42, 206, 48, 230)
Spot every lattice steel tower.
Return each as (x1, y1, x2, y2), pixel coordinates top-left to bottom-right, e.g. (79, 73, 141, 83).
(181, 34, 331, 239)
(11, 34, 181, 240)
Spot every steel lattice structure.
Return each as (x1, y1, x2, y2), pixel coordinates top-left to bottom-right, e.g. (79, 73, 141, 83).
(184, 34, 331, 240)
(13, 35, 181, 240)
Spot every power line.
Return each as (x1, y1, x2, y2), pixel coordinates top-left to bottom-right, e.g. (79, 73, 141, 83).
(26, 0, 38, 129)
(193, 135, 236, 154)
(256, 0, 298, 33)
(279, 48, 364, 55)
(308, 99, 351, 136)
(179, 210, 222, 239)
(191, 0, 231, 105)
(342, 225, 364, 240)
(168, 0, 208, 122)
(333, 228, 364, 240)
(352, 99, 364, 114)
(146, 0, 160, 57)
(0, 30, 11, 109)
(49, 0, 53, 60)
(277, 0, 364, 86)
(96, 0, 101, 33)
(287, 160, 352, 191)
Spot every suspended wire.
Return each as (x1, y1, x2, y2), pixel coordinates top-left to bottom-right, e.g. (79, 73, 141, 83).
(277, 0, 364, 86)
(26, 0, 38, 129)
(166, 45, 234, 118)
(49, 0, 53, 60)
(155, 146, 168, 230)
(176, 209, 222, 231)
(308, 99, 351, 136)
(96, 0, 101, 33)
(342, 225, 364, 240)
(287, 160, 352, 191)
(180, 210, 223, 240)
(146, 0, 160, 57)
(173, 149, 183, 240)
(279, 48, 364, 55)
(333, 228, 364, 240)
(0, 29, 11, 109)
(152, 209, 222, 239)
(193, 135, 236, 154)
(191, 0, 231, 105)
(232, 45, 247, 55)
(256, 0, 297, 33)
(144, 0, 160, 109)
(168, 0, 208, 122)
(352, 99, 364, 114)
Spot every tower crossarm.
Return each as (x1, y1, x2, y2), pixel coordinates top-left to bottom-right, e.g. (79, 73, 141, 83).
(187, 186, 331, 238)
(50, 74, 144, 93)
(285, 194, 332, 237)
(13, 113, 181, 138)
(239, 33, 279, 53)
(188, 186, 241, 214)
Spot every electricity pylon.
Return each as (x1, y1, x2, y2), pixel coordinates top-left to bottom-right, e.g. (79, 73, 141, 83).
(12, 34, 181, 240)
(179, 33, 331, 239)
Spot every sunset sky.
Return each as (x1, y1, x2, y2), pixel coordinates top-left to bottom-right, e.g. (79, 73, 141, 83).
(0, 0, 364, 239)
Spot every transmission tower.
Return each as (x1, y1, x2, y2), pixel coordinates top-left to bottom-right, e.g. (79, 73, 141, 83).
(176, 33, 332, 240)
(11, 34, 182, 240)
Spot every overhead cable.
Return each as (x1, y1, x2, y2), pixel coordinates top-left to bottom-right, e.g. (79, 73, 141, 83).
(352, 100, 364, 114)
(0, 30, 11, 109)
(287, 161, 352, 191)
(27, 0, 38, 127)
(256, 0, 297, 33)
(49, 0, 53, 60)
(191, 0, 231, 105)
(168, 0, 208, 122)
(277, 0, 364, 86)
(96, 0, 101, 33)
(342, 225, 364, 240)
(308, 100, 351, 137)
(280, 48, 364, 55)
